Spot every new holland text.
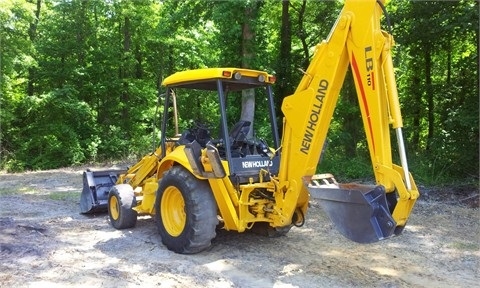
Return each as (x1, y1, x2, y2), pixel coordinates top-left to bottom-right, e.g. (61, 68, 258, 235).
(300, 79, 328, 154)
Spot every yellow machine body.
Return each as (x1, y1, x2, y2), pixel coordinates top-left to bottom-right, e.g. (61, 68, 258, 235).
(80, 0, 419, 253)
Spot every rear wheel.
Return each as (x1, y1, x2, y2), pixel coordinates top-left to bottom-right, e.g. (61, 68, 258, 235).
(155, 166, 218, 254)
(108, 184, 137, 229)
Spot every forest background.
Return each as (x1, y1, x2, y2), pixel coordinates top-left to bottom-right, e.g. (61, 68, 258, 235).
(0, 0, 478, 186)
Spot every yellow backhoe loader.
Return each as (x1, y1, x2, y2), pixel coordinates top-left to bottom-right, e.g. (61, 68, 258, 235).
(80, 0, 419, 254)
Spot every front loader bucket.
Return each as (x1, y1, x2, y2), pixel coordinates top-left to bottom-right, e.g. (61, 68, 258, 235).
(80, 169, 125, 214)
(304, 175, 396, 243)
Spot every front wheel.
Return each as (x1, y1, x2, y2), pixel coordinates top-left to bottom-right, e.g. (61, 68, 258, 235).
(108, 184, 137, 229)
(155, 166, 218, 254)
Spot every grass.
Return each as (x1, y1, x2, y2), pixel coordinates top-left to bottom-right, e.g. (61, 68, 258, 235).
(0, 188, 17, 196)
(47, 191, 80, 201)
(449, 241, 480, 251)
(0, 187, 80, 202)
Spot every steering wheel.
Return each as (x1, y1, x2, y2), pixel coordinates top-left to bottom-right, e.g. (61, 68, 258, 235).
(229, 120, 251, 148)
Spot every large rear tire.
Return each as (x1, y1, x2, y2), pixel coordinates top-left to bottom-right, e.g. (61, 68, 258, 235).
(155, 166, 218, 254)
(108, 184, 137, 229)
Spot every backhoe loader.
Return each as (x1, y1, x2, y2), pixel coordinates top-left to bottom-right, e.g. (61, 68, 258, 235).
(80, 0, 419, 254)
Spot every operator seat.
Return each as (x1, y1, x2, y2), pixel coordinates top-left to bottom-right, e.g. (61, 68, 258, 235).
(229, 120, 251, 149)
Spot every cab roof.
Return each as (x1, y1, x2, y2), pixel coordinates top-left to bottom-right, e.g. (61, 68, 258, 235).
(162, 68, 276, 91)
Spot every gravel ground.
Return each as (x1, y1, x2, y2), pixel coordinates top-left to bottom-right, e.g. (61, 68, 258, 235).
(0, 167, 478, 287)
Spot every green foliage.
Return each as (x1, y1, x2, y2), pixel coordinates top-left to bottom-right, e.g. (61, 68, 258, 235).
(0, 0, 36, 80)
(319, 151, 373, 182)
(391, 0, 479, 183)
(0, 0, 477, 188)
(5, 87, 96, 171)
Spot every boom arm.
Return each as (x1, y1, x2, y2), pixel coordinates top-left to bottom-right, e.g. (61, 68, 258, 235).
(277, 0, 419, 235)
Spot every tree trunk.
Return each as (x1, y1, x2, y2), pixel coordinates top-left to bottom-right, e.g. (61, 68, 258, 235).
(240, 4, 257, 138)
(425, 47, 434, 152)
(411, 74, 421, 151)
(297, 0, 310, 69)
(27, 0, 42, 96)
(275, 0, 293, 125)
(342, 70, 362, 158)
(135, 44, 143, 79)
(121, 16, 131, 133)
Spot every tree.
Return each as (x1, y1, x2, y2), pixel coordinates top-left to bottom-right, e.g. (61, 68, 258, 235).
(393, 0, 479, 181)
(211, 0, 264, 136)
(1, 0, 39, 168)
(274, 0, 293, 122)
(0, 0, 477, 183)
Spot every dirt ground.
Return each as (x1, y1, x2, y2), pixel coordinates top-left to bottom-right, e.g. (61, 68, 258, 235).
(0, 166, 478, 288)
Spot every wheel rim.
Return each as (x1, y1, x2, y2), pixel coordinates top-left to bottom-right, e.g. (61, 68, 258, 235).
(110, 195, 120, 220)
(161, 186, 186, 237)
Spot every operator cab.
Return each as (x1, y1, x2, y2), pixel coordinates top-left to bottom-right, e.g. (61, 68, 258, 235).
(160, 68, 280, 184)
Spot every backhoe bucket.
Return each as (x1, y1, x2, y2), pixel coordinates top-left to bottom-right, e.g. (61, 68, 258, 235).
(80, 169, 125, 214)
(304, 175, 396, 243)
